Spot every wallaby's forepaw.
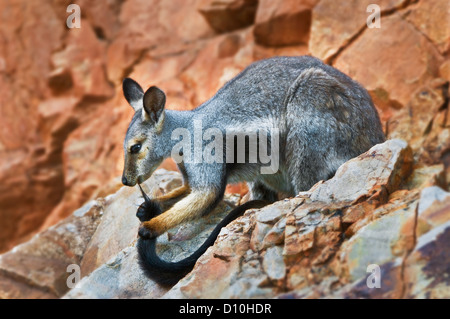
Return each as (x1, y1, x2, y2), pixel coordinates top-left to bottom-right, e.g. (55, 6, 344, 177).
(136, 184, 163, 222)
(136, 202, 155, 222)
(136, 199, 163, 223)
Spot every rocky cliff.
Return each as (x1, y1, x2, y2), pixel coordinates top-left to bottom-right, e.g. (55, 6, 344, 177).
(0, 0, 449, 299)
(0, 139, 448, 298)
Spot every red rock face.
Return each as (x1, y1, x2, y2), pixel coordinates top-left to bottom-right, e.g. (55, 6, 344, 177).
(254, 0, 319, 46)
(0, 0, 449, 253)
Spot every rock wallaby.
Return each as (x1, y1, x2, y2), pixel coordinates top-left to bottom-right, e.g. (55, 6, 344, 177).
(121, 56, 385, 285)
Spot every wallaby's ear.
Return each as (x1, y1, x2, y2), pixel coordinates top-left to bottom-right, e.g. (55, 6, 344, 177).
(143, 86, 166, 125)
(123, 78, 144, 111)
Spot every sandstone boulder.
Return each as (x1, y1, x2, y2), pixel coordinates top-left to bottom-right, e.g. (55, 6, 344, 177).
(406, 0, 450, 55)
(0, 169, 183, 298)
(0, 140, 448, 299)
(333, 13, 443, 121)
(162, 140, 448, 298)
(0, 200, 103, 299)
(253, 0, 319, 47)
(198, 0, 258, 33)
(309, 0, 409, 62)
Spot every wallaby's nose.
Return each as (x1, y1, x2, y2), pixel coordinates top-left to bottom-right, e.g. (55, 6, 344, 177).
(122, 176, 129, 186)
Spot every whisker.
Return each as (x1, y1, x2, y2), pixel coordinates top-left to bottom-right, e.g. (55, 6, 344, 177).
(138, 183, 152, 204)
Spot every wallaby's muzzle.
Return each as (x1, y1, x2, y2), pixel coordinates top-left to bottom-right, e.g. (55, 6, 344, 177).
(122, 175, 130, 186)
(122, 172, 138, 187)
(122, 154, 140, 187)
(121, 164, 137, 186)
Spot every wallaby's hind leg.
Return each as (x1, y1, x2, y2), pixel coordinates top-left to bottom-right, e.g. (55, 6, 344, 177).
(285, 129, 334, 195)
(284, 67, 365, 194)
(248, 181, 278, 202)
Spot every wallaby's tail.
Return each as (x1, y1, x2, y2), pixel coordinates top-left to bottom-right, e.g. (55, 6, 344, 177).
(136, 186, 269, 286)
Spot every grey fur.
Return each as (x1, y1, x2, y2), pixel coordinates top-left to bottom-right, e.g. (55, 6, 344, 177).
(122, 56, 385, 202)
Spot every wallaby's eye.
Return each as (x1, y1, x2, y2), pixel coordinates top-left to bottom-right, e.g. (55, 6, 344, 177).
(130, 143, 142, 154)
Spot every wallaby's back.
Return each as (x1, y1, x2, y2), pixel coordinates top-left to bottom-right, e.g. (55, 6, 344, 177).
(194, 55, 383, 139)
(194, 56, 385, 192)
